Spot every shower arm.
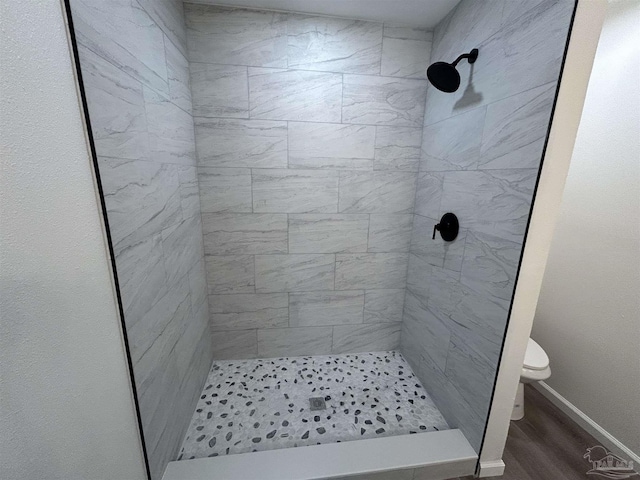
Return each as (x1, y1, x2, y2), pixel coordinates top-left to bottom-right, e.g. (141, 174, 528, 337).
(451, 48, 479, 67)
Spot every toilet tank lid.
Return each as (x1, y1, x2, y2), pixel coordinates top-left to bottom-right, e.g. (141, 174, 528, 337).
(524, 338, 549, 370)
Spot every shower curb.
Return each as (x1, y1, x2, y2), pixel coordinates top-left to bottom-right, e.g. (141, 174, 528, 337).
(162, 428, 476, 480)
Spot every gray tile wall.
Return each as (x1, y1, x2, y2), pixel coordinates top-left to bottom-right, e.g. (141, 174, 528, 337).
(69, 1, 213, 478)
(185, 3, 433, 359)
(400, 0, 574, 452)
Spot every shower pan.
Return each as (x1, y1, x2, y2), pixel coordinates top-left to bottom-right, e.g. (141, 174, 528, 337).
(63, 0, 578, 478)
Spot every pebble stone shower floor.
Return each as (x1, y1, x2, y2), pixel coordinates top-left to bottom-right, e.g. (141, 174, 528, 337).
(178, 351, 449, 460)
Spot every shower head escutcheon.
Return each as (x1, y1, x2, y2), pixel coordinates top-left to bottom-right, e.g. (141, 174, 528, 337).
(426, 48, 479, 93)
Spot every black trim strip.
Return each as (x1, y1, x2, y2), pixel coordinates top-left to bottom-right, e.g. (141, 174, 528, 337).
(476, 0, 580, 470)
(62, 2, 152, 478)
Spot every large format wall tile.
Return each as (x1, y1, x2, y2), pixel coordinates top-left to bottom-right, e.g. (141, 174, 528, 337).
(478, 82, 557, 170)
(209, 294, 288, 330)
(459, 230, 521, 303)
(405, 252, 431, 300)
(381, 37, 432, 79)
(414, 172, 444, 220)
(258, 327, 333, 357)
(177, 166, 200, 220)
(249, 68, 342, 122)
(410, 214, 466, 272)
(444, 293, 504, 371)
(73, 1, 211, 477)
(288, 122, 376, 170)
(471, 0, 573, 108)
(197, 167, 252, 213)
(137, 349, 180, 480)
(289, 214, 369, 253)
(72, 0, 168, 93)
(500, 0, 549, 26)
(161, 214, 204, 286)
(79, 46, 149, 161)
(99, 157, 182, 251)
(342, 75, 428, 127)
(190, 64, 249, 118)
(255, 254, 335, 293)
(137, 0, 188, 57)
(287, 15, 382, 74)
(335, 253, 408, 290)
(444, 333, 496, 418)
(339, 171, 416, 214)
(129, 274, 191, 366)
(374, 126, 422, 171)
(364, 289, 405, 323)
(187, 4, 434, 361)
(289, 291, 365, 327)
(144, 87, 196, 165)
(421, 107, 486, 171)
(332, 323, 401, 353)
(185, 4, 287, 67)
(425, 0, 572, 125)
(400, 336, 486, 449)
(202, 213, 288, 255)
(164, 35, 192, 113)
(253, 169, 339, 213)
(402, 290, 450, 371)
(205, 255, 255, 294)
(116, 233, 168, 325)
(440, 169, 538, 242)
(431, 0, 503, 71)
(383, 24, 433, 42)
(194, 118, 287, 169)
(212, 330, 258, 359)
(425, 261, 508, 354)
(188, 259, 208, 310)
(175, 300, 210, 380)
(368, 214, 413, 252)
(174, 304, 210, 396)
(402, 0, 573, 453)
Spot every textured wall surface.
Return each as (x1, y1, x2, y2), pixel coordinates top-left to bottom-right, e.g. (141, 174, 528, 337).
(533, 0, 640, 456)
(0, 1, 146, 478)
(185, 3, 433, 359)
(68, 0, 213, 478)
(401, 0, 575, 451)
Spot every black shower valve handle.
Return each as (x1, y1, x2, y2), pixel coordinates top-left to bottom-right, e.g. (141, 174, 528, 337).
(432, 223, 440, 240)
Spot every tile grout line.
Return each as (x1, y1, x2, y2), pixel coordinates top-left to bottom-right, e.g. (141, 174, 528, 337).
(193, 114, 425, 131)
(340, 73, 344, 124)
(253, 254, 257, 293)
(187, 60, 431, 82)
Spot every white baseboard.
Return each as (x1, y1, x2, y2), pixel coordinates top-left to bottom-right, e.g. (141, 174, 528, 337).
(478, 460, 505, 477)
(533, 382, 640, 464)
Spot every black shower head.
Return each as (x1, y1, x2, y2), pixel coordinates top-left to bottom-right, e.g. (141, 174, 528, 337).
(426, 48, 478, 93)
(427, 62, 461, 93)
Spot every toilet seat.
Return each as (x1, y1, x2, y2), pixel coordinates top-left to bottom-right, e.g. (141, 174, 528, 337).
(523, 338, 549, 371)
(514, 338, 551, 420)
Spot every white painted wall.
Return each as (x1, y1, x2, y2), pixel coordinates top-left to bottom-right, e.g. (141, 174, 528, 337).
(532, 0, 640, 456)
(0, 1, 147, 479)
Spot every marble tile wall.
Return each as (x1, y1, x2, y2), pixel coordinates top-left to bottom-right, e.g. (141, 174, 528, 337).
(399, 0, 575, 452)
(69, 1, 213, 478)
(184, 3, 433, 359)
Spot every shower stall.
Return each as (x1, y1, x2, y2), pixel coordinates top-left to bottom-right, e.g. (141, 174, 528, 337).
(64, 0, 576, 478)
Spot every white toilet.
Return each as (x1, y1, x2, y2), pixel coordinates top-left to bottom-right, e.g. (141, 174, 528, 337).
(511, 338, 551, 421)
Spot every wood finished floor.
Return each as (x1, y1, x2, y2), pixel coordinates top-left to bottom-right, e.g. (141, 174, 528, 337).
(458, 385, 622, 480)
